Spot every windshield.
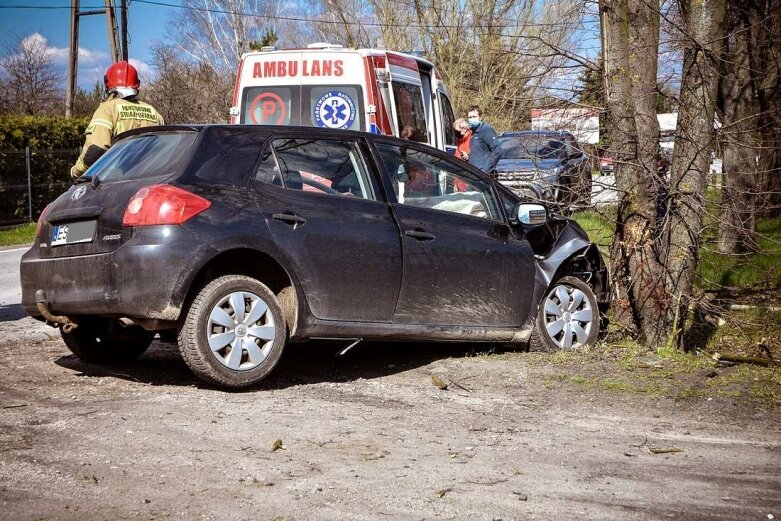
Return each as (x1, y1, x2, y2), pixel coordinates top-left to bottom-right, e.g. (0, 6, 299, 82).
(498, 136, 567, 160)
(240, 85, 364, 131)
(85, 131, 198, 182)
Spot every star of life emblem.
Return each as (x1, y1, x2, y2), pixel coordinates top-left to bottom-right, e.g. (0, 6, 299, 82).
(314, 91, 356, 129)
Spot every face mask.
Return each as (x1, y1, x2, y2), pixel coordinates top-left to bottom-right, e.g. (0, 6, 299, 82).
(468, 117, 480, 129)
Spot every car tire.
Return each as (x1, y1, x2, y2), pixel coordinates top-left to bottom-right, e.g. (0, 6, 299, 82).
(529, 276, 600, 352)
(178, 275, 286, 389)
(61, 317, 154, 364)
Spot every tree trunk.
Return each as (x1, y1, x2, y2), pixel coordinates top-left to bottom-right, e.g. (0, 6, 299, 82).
(661, 0, 726, 348)
(603, 0, 669, 344)
(755, 1, 781, 219)
(718, 0, 759, 254)
(628, 0, 661, 223)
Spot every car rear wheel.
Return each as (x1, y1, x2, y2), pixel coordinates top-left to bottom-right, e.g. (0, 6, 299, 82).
(178, 275, 286, 389)
(61, 317, 155, 364)
(530, 276, 599, 352)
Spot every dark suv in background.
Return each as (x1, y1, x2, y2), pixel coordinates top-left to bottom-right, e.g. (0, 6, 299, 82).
(495, 130, 592, 212)
(21, 125, 608, 388)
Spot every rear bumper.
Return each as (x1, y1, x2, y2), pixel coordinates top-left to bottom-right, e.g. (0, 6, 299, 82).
(21, 226, 212, 323)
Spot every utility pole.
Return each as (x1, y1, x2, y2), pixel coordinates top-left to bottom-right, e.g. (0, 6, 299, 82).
(121, 0, 128, 61)
(105, 0, 120, 63)
(65, 0, 121, 117)
(65, 0, 80, 117)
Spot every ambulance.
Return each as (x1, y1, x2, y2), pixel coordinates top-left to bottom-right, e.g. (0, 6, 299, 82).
(229, 43, 459, 152)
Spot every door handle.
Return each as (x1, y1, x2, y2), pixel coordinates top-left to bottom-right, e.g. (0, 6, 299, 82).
(404, 229, 435, 241)
(272, 213, 306, 226)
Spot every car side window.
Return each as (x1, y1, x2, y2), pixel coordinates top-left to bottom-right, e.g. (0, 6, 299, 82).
(374, 143, 501, 221)
(255, 138, 374, 200)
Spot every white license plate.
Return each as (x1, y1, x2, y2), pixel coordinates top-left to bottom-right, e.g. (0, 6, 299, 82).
(51, 220, 97, 246)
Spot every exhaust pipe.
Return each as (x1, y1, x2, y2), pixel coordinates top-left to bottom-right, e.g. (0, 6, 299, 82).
(35, 290, 78, 333)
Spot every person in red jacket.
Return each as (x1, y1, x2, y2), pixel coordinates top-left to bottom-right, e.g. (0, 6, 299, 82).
(453, 118, 472, 162)
(451, 118, 472, 191)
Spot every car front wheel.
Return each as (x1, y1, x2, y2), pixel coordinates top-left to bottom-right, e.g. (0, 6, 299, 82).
(61, 317, 154, 363)
(530, 276, 599, 352)
(178, 275, 286, 389)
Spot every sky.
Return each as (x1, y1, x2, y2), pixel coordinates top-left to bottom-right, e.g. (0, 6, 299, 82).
(0, 0, 180, 89)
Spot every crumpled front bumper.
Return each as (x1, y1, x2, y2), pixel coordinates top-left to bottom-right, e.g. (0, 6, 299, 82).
(496, 174, 556, 202)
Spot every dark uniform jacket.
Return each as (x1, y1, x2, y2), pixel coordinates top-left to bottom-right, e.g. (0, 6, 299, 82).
(468, 122, 500, 173)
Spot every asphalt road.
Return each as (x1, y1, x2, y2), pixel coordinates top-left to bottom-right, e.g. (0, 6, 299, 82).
(0, 246, 27, 321)
(0, 245, 54, 341)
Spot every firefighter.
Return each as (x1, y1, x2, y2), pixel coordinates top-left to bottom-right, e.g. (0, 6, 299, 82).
(70, 60, 164, 179)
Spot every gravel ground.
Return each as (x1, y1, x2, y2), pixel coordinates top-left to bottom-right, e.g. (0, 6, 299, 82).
(0, 315, 779, 521)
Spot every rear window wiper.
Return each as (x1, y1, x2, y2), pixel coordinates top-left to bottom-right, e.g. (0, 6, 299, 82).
(72, 175, 102, 189)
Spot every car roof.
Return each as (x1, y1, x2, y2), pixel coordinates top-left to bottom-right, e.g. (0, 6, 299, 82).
(499, 130, 575, 139)
(115, 124, 496, 184)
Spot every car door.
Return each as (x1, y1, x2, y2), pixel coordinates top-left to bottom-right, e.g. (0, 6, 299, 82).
(252, 135, 402, 323)
(372, 141, 535, 326)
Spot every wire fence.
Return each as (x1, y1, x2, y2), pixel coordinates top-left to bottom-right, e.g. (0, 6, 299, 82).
(0, 148, 77, 227)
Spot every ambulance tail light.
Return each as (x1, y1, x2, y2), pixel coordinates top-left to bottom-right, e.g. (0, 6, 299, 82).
(123, 185, 211, 227)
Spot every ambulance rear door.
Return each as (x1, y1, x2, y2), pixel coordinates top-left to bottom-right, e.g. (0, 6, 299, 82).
(434, 72, 458, 154)
(386, 53, 430, 146)
(235, 50, 368, 132)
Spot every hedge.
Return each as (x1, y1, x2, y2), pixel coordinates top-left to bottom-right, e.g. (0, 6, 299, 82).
(0, 116, 89, 225)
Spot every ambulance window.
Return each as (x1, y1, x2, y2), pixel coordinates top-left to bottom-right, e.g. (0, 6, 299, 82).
(304, 86, 364, 131)
(439, 93, 458, 147)
(392, 83, 428, 143)
(241, 86, 296, 125)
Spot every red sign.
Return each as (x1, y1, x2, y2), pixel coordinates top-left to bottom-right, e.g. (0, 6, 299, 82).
(252, 59, 344, 78)
(249, 92, 287, 124)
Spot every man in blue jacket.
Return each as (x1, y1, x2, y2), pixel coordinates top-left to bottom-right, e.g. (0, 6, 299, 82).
(466, 106, 500, 174)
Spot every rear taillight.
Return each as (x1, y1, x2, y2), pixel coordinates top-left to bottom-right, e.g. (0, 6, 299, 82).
(122, 184, 211, 227)
(36, 204, 51, 238)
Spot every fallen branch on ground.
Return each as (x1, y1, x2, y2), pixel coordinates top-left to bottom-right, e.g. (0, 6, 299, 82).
(712, 353, 777, 367)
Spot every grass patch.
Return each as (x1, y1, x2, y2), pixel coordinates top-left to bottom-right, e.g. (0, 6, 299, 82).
(532, 342, 781, 409)
(0, 223, 35, 247)
(573, 207, 781, 297)
(697, 217, 781, 292)
(699, 308, 781, 357)
(573, 209, 613, 251)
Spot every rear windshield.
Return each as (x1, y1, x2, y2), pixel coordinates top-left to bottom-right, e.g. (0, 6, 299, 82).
(240, 85, 364, 131)
(86, 131, 198, 182)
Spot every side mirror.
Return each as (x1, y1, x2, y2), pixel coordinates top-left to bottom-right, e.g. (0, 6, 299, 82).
(513, 203, 548, 226)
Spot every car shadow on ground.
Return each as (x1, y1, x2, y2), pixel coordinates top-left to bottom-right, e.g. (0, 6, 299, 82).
(54, 339, 517, 391)
(0, 303, 28, 322)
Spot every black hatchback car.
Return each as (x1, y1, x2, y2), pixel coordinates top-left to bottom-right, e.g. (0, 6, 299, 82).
(21, 125, 608, 388)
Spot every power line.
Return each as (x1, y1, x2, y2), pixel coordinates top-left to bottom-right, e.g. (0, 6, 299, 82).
(0, 4, 107, 8)
(131, 0, 582, 31)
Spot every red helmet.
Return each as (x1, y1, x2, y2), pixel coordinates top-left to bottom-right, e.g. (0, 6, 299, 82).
(104, 60, 140, 91)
